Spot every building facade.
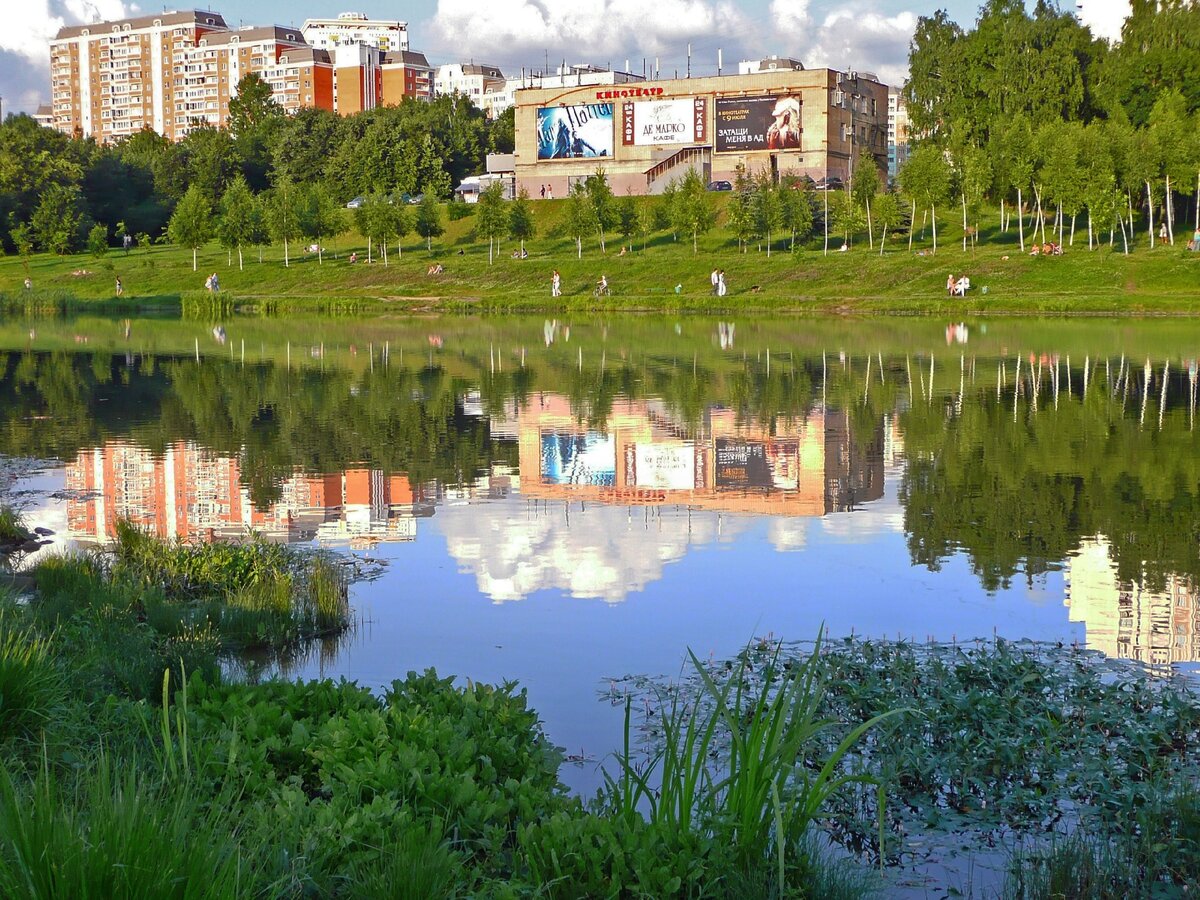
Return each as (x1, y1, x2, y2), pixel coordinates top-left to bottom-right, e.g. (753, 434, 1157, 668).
(887, 86, 910, 182)
(482, 65, 643, 120)
(435, 63, 505, 101)
(49, 8, 431, 142)
(300, 12, 409, 53)
(512, 68, 888, 197)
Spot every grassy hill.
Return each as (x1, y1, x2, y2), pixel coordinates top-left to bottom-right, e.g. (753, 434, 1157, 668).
(2, 195, 1198, 314)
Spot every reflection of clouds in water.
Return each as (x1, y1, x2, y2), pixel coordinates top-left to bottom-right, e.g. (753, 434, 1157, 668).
(817, 501, 904, 543)
(437, 497, 750, 603)
(766, 518, 809, 552)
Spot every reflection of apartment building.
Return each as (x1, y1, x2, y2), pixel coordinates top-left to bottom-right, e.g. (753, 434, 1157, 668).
(1066, 538, 1200, 665)
(49, 9, 432, 141)
(65, 442, 427, 546)
(511, 393, 884, 515)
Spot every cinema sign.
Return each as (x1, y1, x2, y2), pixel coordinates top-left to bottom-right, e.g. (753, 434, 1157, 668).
(620, 97, 708, 146)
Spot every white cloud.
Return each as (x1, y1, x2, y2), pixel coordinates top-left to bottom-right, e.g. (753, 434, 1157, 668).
(0, 0, 137, 113)
(770, 2, 916, 87)
(1076, 0, 1130, 43)
(431, 0, 752, 69)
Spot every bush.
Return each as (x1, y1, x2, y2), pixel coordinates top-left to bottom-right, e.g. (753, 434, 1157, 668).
(447, 202, 475, 221)
(87, 222, 108, 257)
(0, 612, 64, 741)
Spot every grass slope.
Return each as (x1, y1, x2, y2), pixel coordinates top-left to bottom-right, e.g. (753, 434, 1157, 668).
(2, 196, 1198, 314)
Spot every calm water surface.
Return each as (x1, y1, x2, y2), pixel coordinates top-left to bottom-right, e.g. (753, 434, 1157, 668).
(3, 313, 1199, 799)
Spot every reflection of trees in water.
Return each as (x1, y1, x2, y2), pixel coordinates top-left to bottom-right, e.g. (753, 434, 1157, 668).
(899, 363, 1200, 592)
(3, 348, 1197, 595)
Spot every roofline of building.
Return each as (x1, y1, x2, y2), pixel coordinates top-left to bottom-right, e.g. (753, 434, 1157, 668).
(54, 9, 229, 40)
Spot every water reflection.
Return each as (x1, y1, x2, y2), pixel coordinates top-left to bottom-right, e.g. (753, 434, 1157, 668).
(2, 316, 1199, 670)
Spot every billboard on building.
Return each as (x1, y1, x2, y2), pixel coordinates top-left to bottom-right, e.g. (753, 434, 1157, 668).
(620, 97, 708, 146)
(541, 432, 616, 485)
(714, 95, 802, 153)
(624, 443, 698, 490)
(536, 104, 614, 160)
(714, 439, 800, 490)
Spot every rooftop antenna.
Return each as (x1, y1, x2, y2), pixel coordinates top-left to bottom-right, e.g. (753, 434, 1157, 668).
(687, 43, 691, 77)
(718, 48, 722, 76)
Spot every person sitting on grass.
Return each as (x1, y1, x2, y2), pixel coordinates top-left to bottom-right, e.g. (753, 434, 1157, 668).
(427, 263, 444, 276)
(349, 252, 357, 263)
(954, 276, 970, 297)
(947, 274, 956, 295)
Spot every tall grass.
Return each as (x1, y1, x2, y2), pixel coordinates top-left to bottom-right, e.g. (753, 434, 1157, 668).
(603, 632, 904, 890)
(0, 759, 251, 899)
(344, 824, 462, 900)
(0, 507, 28, 545)
(0, 611, 63, 741)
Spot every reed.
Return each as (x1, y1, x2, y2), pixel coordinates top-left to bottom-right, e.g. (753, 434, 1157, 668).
(0, 611, 64, 741)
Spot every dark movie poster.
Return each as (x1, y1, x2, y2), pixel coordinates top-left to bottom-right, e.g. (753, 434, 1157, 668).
(714, 95, 802, 153)
(715, 439, 799, 490)
(536, 104, 614, 160)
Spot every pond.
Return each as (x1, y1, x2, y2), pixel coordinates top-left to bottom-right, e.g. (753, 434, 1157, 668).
(2, 313, 1199, 809)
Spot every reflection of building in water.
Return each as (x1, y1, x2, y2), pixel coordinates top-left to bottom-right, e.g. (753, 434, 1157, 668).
(514, 394, 884, 515)
(1066, 538, 1200, 665)
(66, 442, 428, 546)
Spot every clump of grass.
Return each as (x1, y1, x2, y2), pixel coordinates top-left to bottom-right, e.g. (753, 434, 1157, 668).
(0, 508, 28, 545)
(603, 632, 903, 891)
(0, 759, 252, 900)
(0, 611, 64, 742)
(344, 824, 463, 900)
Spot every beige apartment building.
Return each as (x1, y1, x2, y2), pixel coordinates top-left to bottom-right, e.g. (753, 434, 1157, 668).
(49, 8, 433, 143)
(512, 68, 888, 196)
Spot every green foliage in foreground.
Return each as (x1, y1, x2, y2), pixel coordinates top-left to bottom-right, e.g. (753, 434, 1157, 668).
(0, 529, 883, 897)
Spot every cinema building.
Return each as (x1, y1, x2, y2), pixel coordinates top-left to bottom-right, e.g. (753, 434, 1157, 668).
(512, 68, 888, 197)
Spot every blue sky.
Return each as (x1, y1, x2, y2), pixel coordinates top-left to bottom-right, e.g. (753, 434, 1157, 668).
(2, 1, 1129, 115)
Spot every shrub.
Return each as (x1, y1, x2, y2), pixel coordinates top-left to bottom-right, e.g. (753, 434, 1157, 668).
(0, 612, 64, 741)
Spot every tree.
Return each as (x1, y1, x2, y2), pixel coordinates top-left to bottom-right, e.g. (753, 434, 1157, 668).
(584, 168, 617, 253)
(87, 222, 108, 257)
(898, 145, 951, 253)
(216, 175, 255, 270)
(266, 177, 301, 267)
(873, 192, 904, 254)
(31, 184, 86, 255)
(779, 178, 813, 250)
(227, 73, 282, 138)
(953, 143, 992, 250)
(564, 182, 598, 258)
(8, 217, 34, 267)
(475, 182, 508, 264)
(852, 150, 881, 248)
(508, 188, 535, 252)
(297, 184, 346, 264)
(670, 168, 715, 255)
(414, 194, 444, 251)
(615, 194, 639, 250)
(828, 190, 866, 248)
(247, 196, 270, 263)
(167, 184, 212, 270)
(750, 170, 784, 256)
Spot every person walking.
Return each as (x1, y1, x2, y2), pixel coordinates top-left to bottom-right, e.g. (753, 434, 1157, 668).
(1160, 222, 1168, 243)
(551, 270, 561, 297)
(717, 270, 727, 297)
(711, 268, 720, 295)
(115, 276, 123, 297)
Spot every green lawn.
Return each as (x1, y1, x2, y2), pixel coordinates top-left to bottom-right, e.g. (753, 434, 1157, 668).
(3, 197, 1199, 314)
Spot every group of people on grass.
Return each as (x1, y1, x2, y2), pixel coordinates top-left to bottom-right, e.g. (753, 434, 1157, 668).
(710, 269, 728, 297)
(1029, 242, 1063, 256)
(946, 274, 972, 297)
(204, 272, 220, 292)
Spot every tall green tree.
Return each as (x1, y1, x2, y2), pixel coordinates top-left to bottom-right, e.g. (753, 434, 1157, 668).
(296, 184, 345, 264)
(584, 168, 617, 253)
(414, 194, 444, 251)
(508, 188, 535, 252)
(898, 145, 951, 253)
(778, 179, 814, 250)
(750, 171, 783, 256)
(670, 169, 715, 255)
(564, 183, 598, 258)
(475, 182, 508, 264)
(30, 183, 86, 255)
(873, 192, 903, 255)
(167, 184, 212, 271)
(852, 151, 881, 248)
(266, 177, 301, 267)
(216, 175, 255, 270)
(227, 73, 283, 191)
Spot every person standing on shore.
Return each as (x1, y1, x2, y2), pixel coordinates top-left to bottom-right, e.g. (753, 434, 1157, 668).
(551, 270, 561, 297)
(717, 270, 727, 297)
(115, 276, 123, 297)
(711, 269, 719, 295)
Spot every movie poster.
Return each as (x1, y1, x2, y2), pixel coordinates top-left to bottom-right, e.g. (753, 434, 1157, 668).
(621, 97, 708, 146)
(714, 439, 799, 490)
(714, 95, 802, 153)
(536, 104, 614, 160)
(540, 432, 616, 485)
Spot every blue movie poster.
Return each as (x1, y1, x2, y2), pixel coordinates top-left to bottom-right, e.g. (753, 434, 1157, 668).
(536, 104, 614, 160)
(541, 432, 616, 485)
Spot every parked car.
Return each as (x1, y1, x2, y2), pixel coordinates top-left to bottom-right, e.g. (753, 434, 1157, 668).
(707, 180, 733, 192)
(345, 196, 365, 209)
(814, 177, 844, 192)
